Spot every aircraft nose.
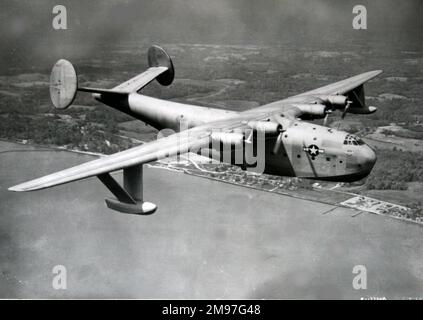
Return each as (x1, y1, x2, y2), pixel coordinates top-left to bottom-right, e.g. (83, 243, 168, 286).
(361, 145, 377, 171)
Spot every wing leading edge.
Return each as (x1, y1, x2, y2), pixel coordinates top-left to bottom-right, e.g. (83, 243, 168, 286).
(298, 70, 382, 96)
(8, 130, 210, 192)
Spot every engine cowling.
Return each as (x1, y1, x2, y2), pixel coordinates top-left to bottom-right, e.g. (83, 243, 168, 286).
(247, 121, 282, 136)
(323, 95, 348, 108)
(294, 103, 328, 118)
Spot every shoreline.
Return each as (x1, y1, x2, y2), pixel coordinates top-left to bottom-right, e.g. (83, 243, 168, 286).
(2, 137, 421, 226)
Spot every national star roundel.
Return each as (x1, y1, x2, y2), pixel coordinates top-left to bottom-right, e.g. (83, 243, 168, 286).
(303, 144, 324, 159)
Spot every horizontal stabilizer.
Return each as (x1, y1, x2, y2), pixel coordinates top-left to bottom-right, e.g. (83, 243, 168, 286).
(111, 66, 169, 93)
(112, 45, 175, 92)
(49, 45, 175, 109)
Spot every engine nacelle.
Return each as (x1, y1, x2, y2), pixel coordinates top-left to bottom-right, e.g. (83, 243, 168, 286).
(294, 103, 328, 118)
(210, 132, 244, 148)
(247, 121, 282, 136)
(323, 95, 348, 108)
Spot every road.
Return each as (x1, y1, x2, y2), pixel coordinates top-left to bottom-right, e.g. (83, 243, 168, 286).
(0, 141, 422, 299)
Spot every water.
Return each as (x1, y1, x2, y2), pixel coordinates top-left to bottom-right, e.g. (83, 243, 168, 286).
(1, 142, 422, 298)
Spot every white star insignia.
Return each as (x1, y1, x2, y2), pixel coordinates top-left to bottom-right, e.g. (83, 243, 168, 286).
(309, 146, 318, 155)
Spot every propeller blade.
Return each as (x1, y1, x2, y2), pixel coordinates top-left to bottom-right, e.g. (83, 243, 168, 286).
(341, 108, 348, 119)
(323, 112, 330, 126)
(341, 100, 353, 119)
(272, 133, 283, 155)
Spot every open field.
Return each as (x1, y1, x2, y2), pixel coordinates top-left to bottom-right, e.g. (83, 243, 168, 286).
(1, 141, 422, 299)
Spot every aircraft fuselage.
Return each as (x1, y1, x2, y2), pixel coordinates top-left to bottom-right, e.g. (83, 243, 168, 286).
(98, 92, 376, 182)
(263, 121, 376, 182)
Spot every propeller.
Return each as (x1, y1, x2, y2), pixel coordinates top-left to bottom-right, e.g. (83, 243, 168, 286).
(271, 114, 289, 155)
(323, 109, 332, 126)
(341, 100, 353, 119)
(319, 95, 354, 126)
(321, 99, 353, 126)
(272, 132, 284, 155)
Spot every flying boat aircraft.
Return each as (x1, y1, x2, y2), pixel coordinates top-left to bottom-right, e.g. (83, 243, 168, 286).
(9, 46, 381, 215)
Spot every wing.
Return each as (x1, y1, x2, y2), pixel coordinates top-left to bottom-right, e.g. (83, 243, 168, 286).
(298, 70, 382, 97)
(7, 110, 278, 192)
(8, 128, 210, 191)
(250, 70, 383, 118)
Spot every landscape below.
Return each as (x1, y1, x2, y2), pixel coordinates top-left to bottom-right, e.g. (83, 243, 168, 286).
(1, 42, 422, 221)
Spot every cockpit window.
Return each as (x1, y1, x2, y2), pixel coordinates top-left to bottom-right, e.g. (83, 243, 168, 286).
(343, 134, 365, 146)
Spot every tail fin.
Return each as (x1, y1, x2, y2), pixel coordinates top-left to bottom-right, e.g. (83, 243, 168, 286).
(49, 59, 78, 109)
(49, 45, 174, 110)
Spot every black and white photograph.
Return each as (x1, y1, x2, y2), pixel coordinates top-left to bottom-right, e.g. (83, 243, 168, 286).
(0, 0, 422, 303)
